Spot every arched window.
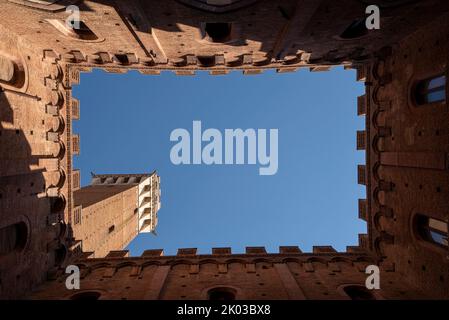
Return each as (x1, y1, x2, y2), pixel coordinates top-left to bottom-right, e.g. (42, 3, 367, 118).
(340, 18, 368, 39)
(343, 285, 376, 300)
(415, 215, 448, 248)
(414, 75, 446, 105)
(70, 291, 101, 300)
(0, 222, 28, 256)
(207, 287, 236, 300)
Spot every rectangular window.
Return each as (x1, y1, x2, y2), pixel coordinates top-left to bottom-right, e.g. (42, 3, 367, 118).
(427, 217, 448, 247)
(73, 206, 82, 225)
(416, 215, 448, 248)
(415, 75, 446, 105)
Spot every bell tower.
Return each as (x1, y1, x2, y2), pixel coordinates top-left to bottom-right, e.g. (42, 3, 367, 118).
(72, 172, 161, 258)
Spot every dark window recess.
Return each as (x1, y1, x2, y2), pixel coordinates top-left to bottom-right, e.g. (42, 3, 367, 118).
(277, 6, 291, 20)
(54, 245, 67, 265)
(113, 54, 138, 65)
(204, 23, 232, 43)
(208, 287, 236, 301)
(70, 291, 101, 300)
(73, 21, 98, 41)
(0, 222, 28, 256)
(50, 196, 66, 214)
(114, 54, 129, 64)
(109, 225, 115, 233)
(414, 75, 446, 105)
(340, 18, 368, 39)
(415, 214, 448, 248)
(197, 56, 216, 67)
(343, 285, 376, 300)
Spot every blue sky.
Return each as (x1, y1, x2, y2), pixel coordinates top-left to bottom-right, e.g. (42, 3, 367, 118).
(73, 66, 366, 256)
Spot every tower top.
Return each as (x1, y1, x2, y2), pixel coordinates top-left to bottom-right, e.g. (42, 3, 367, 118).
(91, 170, 157, 184)
(90, 171, 161, 234)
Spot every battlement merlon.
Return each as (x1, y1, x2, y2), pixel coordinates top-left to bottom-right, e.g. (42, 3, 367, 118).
(79, 245, 377, 260)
